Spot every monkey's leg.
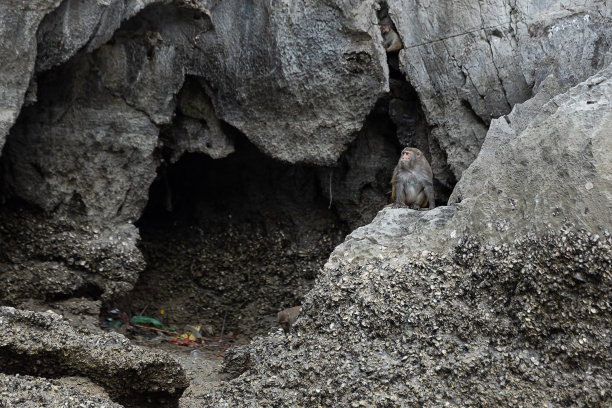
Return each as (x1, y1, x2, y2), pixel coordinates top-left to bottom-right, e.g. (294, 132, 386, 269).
(424, 183, 435, 210)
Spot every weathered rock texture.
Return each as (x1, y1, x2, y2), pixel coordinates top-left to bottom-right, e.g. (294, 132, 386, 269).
(0, 1, 611, 405)
(0, 306, 188, 407)
(35, 0, 161, 73)
(391, 0, 612, 178)
(200, 0, 388, 164)
(0, 373, 121, 408)
(130, 143, 347, 336)
(1, 0, 611, 228)
(0, 205, 144, 305)
(0, 0, 62, 148)
(202, 60, 612, 407)
(212, 230, 610, 407)
(449, 64, 612, 240)
(331, 62, 612, 265)
(1, 0, 389, 248)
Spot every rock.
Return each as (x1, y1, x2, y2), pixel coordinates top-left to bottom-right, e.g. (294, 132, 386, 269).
(193, 0, 388, 164)
(30, 0, 388, 166)
(201, 60, 612, 408)
(204, 229, 611, 407)
(327, 205, 457, 269)
(0, 373, 121, 408)
(449, 63, 612, 241)
(0, 306, 188, 406)
(333, 62, 612, 264)
(391, 0, 612, 178)
(0, 206, 144, 305)
(3, 49, 162, 223)
(164, 78, 236, 163)
(317, 116, 400, 231)
(36, 0, 162, 73)
(0, 0, 62, 150)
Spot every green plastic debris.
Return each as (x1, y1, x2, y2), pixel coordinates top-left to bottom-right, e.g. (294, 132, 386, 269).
(131, 316, 176, 332)
(103, 318, 122, 329)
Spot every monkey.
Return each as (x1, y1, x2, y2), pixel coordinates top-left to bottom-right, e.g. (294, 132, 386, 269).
(391, 147, 435, 210)
(278, 305, 302, 333)
(381, 24, 403, 52)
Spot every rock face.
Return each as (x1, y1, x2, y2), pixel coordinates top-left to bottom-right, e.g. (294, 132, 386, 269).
(0, 206, 144, 305)
(0, 0, 391, 316)
(391, 0, 612, 178)
(199, 0, 388, 164)
(331, 63, 612, 265)
(203, 63, 612, 407)
(0, 373, 121, 408)
(35, 0, 161, 73)
(449, 65, 612, 241)
(211, 230, 610, 407)
(0, 307, 188, 406)
(0, 0, 62, 149)
(0, 1, 611, 406)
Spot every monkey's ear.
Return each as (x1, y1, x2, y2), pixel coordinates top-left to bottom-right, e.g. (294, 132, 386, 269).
(416, 150, 421, 157)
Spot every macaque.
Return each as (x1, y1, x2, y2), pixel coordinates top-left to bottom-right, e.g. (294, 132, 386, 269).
(278, 305, 302, 333)
(381, 24, 403, 52)
(391, 147, 435, 210)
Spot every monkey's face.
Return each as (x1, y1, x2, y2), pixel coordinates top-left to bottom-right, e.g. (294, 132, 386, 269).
(400, 148, 421, 166)
(381, 24, 390, 34)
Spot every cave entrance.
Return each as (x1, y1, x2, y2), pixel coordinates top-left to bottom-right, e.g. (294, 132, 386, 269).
(129, 135, 347, 342)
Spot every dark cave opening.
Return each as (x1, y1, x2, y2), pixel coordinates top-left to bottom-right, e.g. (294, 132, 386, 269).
(129, 134, 348, 339)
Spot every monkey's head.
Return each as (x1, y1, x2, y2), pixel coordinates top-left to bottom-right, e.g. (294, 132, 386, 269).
(381, 24, 391, 34)
(399, 147, 421, 167)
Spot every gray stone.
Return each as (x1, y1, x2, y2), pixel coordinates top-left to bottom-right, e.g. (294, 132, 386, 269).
(333, 62, 612, 265)
(36, 0, 162, 73)
(0, 207, 144, 305)
(206, 228, 611, 407)
(185, 0, 389, 164)
(0, 373, 121, 408)
(449, 63, 612, 241)
(165, 78, 235, 163)
(391, 0, 612, 178)
(3, 47, 164, 223)
(201, 58, 612, 408)
(0, 306, 188, 406)
(0, 0, 62, 150)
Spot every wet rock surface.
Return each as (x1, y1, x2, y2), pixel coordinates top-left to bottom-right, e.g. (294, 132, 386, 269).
(0, 307, 188, 407)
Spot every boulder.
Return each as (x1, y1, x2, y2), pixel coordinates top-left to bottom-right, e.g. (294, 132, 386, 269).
(0, 307, 188, 406)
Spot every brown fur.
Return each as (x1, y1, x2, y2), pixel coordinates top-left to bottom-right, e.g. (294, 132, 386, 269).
(381, 24, 403, 52)
(278, 305, 302, 333)
(391, 147, 435, 209)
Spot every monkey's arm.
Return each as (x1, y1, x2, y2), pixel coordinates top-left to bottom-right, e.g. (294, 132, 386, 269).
(393, 180, 406, 208)
(424, 183, 435, 209)
(383, 36, 393, 48)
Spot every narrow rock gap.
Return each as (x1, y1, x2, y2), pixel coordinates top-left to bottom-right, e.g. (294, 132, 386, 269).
(376, 2, 456, 205)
